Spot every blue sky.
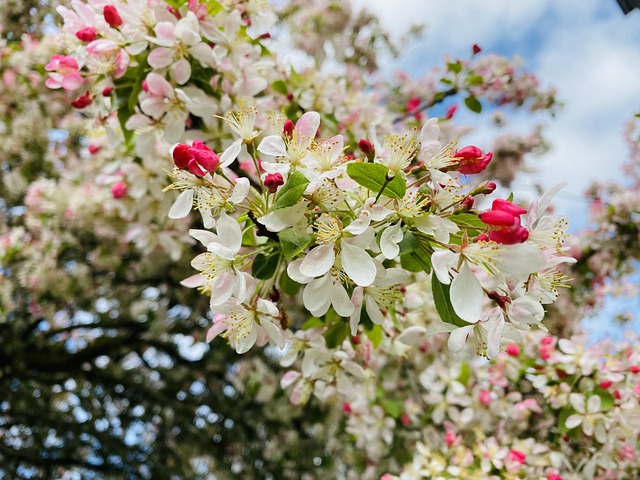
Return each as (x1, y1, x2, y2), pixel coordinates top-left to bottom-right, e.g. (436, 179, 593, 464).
(351, 0, 640, 339)
(355, 0, 640, 231)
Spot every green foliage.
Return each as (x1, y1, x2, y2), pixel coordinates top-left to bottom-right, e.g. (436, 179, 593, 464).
(346, 162, 407, 199)
(431, 276, 468, 328)
(464, 96, 482, 114)
(252, 252, 280, 279)
(272, 171, 310, 210)
(278, 228, 313, 260)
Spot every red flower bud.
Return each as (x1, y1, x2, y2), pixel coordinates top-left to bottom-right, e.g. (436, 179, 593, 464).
(166, 5, 181, 19)
(460, 196, 474, 210)
(358, 138, 375, 157)
(455, 145, 492, 174)
(259, 32, 271, 39)
(472, 43, 482, 55)
(71, 91, 92, 109)
(476, 233, 489, 242)
(547, 475, 563, 480)
(75, 27, 97, 42)
(482, 181, 497, 194)
(600, 380, 613, 389)
(264, 173, 284, 193)
(172, 140, 220, 177)
(102, 86, 113, 97)
(141, 80, 149, 93)
(172, 144, 192, 170)
(103, 5, 123, 28)
(630, 366, 640, 373)
(111, 181, 128, 199)
(480, 199, 529, 245)
(88, 145, 101, 155)
(283, 119, 295, 139)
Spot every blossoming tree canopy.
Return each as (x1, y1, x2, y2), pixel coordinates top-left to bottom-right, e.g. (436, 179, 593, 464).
(43, 0, 573, 360)
(5, 0, 640, 478)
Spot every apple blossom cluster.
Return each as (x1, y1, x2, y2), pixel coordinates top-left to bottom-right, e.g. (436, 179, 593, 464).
(167, 108, 575, 357)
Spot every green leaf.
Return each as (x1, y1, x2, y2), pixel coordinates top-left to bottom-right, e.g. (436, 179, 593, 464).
(324, 320, 350, 348)
(380, 399, 403, 419)
(302, 317, 324, 330)
(278, 228, 312, 260)
(457, 362, 471, 386)
(592, 388, 614, 412)
(346, 162, 407, 199)
(400, 251, 430, 273)
(635, 113, 640, 118)
(507, 192, 515, 202)
(271, 80, 288, 96)
(431, 276, 467, 327)
(279, 268, 301, 296)
(365, 324, 384, 348)
(447, 61, 462, 74)
(466, 74, 484, 86)
(272, 170, 309, 210)
(397, 230, 419, 255)
(450, 213, 485, 230)
(252, 252, 280, 280)
(557, 405, 573, 433)
(464, 96, 482, 114)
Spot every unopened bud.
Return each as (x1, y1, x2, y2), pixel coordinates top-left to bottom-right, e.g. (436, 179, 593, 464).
(71, 91, 92, 109)
(454, 196, 474, 213)
(111, 181, 127, 199)
(264, 173, 284, 193)
(102, 86, 113, 97)
(472, 43, 482, 55)
(75, 27, 97, 43)
(358, 138, 375, 157)
(471, 181, 497, 196)
(103, 5, 123, 28)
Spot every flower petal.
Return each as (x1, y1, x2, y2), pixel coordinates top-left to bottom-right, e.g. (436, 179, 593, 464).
(448, 325, 474, 353)
(168, 190, 194, 218)
(341, 241, 376, 287)
(300, 243, 335, 278)
(450, 263, 483, 323)
(257, 135, 287, 157)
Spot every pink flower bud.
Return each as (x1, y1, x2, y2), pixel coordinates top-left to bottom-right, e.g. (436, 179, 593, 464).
(283, 119, 295, 139)
(191, 139, 220, 173)
(445, 104, 458, 119)
(102, 87, 113, 97)
(479, 389, 491, 406)
(480, 199, 529, 245)
(400, 413, 411, 426)
(472, 43, 482, 54)
(342, 402, 352, 414)
(476, 233, 489, 242)
(358, 139, 375, 157)
(455, 145, 492, 174)
(506, 343, 520, 356)
(460, 196, 474, 211)
(510, 449, 526, 465)
(444, 431, 457, 447)
(406, 96, 421, 112)
(547, 474, 563, 480)
(103, 5, 123, 28)
(264, 173, 284, 193)
(71, 91, 92, 109)
(600, 380, 613, 389)
(75, 27, 97, 42)
(482, 181, 497, 194)
(111, 181, 128, 199)
(88, 145, 101, 155)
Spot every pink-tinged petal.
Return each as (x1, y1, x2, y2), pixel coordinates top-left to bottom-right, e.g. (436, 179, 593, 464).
(206, 320, 227, 343)
(431, 250, 458, 285)
(380, 223, 403, 260)
(180, 273, 205, 288)
(236, 75, 267, 97)
(86, 39, 119, 56)
(257, 135, 287, 157)
(188, 228, 218, 247)
(303, 274, 332, 315)
(450, 263, 483, 323)
(564, 414, 583, 430)
(114, 49, 130, 79)
(154, 21, 177, 43)
(280, 371, 301, 389)
(189, 43, 213, 64)
(210, 273, 235, 306)
(295, 111, 320, 141)
(510, 296, 544, 324)
(300, 244, 335, 278)
(45, 76, 63, 89)
(61, 72, 85, 90)
(171, 58, 191, 85)
(448, 325, 474, 353)
(341, 242, 376, 287)
(145, 72, 174, 97)
(213, 212, 242, 254)
(140, 97, 167, 119)
(125, 113, 152, 129)
(220, 139, 241, 167)
(168, 190, 194, 218)
(331, 282, 355, 317)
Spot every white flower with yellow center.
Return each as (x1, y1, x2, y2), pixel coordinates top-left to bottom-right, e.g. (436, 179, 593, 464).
(376, 130, 420, 178)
